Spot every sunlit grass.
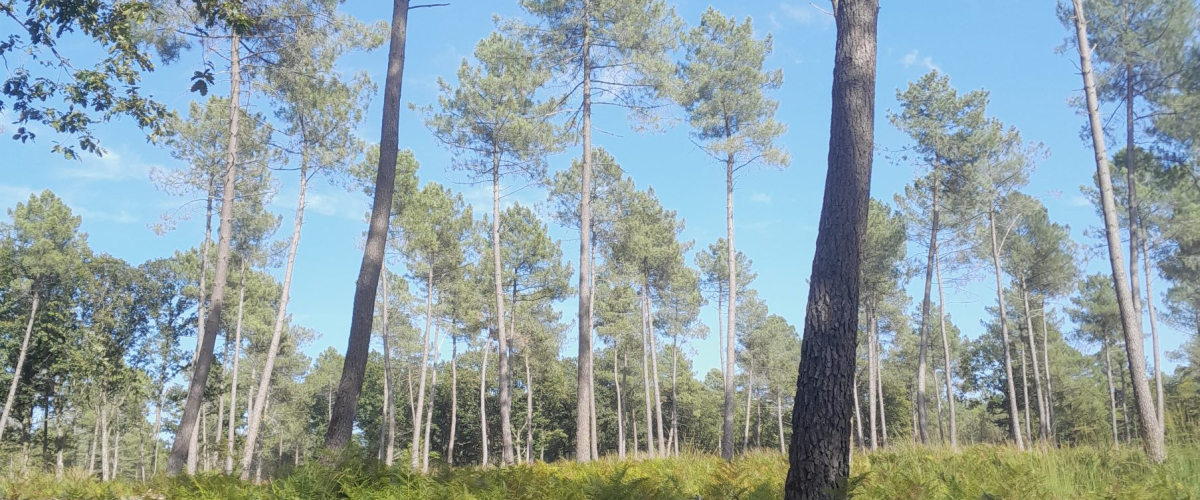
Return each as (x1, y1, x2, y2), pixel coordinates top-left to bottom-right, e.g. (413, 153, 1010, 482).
(2, 445, 1197, 499)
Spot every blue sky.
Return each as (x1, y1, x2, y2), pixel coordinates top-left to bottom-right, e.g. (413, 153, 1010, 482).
(3, 0, 1190, 378)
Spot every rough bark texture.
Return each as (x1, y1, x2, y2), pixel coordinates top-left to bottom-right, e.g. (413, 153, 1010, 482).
(574, 0, 595, 463)
(1069, 0, 1166, 463)
(168, 34, 241, 475)
(722, 155, 737, 461)
(785, 1, 876, 498)
(323, 0, 409, 453)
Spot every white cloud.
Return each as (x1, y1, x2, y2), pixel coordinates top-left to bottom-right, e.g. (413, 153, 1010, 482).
(749, 192, 773, 204)
(779, 2, 815, 24)
(1069, 194, 1092, 207)
(900, 49, 941, 72)
(54, 150, 158, 182)
(303, 189, 368, 221)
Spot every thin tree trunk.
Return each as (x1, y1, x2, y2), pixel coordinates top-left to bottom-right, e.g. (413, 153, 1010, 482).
(587, 248, 599, 462)
(1123, 61, 1151, 436)
(54, 392, 64, 479)
(448, 335, 458, 466)
(381, 268, 396, 466)
(777, 394, 786, 454)
(877, 328, 889, 448)
(525, 348, 533, 464)
(169, 33, 240, 476)
(671, 329, 679, 457)
(573, 0, 595, 464)
(1069, 0, 1165, 463)
(852, 374, 863, 450)
(935, 251, 957, 448)
(867, 305, 878, 450)
(88, 411, 99, 477)
(224, 261, 246, 474)
(1019, 347, 1032, 445)
(411, 266, 435, 471)
(616, 334, 625, 460)
(112, 409, 122, 480)
(100, 393, 110, 481)
(1040, 299, 1056, 442)
(1104, 339, 1120, 449)
(480, 336, 490, 467)
(647, 285, 665, 457)
(1142, 237, 1165, 430)
(490, 152, 514, 466)
(324, 0, 411, 453)
(785, 1, 877, 496)
(240, 163, 308, 480)
(186, 176, 214, 473)
(915, 161, 940, 445)
(640, 285, 655, 458)
(743, 363, 753, 451)
(422, 328, 441, 473)
(932, 369, 944, 444)
(723, 152, 737, 461)
(0, 288, 39, 444)
(988, 209, 1024, 450)
(1021, 285, 1048, 443)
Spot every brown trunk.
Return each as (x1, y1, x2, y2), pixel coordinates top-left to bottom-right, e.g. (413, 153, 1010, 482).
(743, 363, 753, 451)
(168, 32, 241, 475)
(935, 250, 957, 447)
(323, 0, 411, 453)
(491, 152, 514, 466)
(785, 1, 877, 497)
(876, 328, 889, 448)
(1019, 346, 1032, 444)
(988, 209, 1024, 450)
(1069, 0, 1166, 463)
(574, 0, 595, 464)
(187, 176, 214, 472)
(0, 287, 39, 444)
(671, 328, 679, 457)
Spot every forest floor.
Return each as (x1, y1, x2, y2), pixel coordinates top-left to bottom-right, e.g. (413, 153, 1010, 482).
(2, 444, 1198, 499)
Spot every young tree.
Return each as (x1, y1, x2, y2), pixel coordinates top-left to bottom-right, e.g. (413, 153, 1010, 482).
(860, 198, 907, 450)
(1069, 274, 1123, 448)
(677, 7, 788, 459)
(786, 1, 877, 498)
(512, 0, 679, 460)
(423, 33, 560, 464)
(1065, 0, 1166, 463)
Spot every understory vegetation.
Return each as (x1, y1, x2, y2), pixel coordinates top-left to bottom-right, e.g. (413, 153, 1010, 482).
(3, 445, 1199, 500)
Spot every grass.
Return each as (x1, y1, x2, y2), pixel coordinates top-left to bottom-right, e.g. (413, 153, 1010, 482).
(2, 445, 1198, 499)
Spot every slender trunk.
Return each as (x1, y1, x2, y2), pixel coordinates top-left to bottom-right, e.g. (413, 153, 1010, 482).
(723, 152, 737, 461)
(573, 0, 595, 464)
(412, 266, 435, 470)
(1069, 0, 1165, 463)
(490, 152, 514, 466)
(632, 407, 640, 459)
(1142, 237, 1165, 430)
(448, 336, 458, 466)
(524, 348, 533, 464)
(54, 393, 64, 479)
(151, 380, 164, 475)
(0, 288, 39, 444)
(112, 410, 122, 480)
(100, 393, 110, 481)
(187, 177, 214, 472)
(1040, 299, 1056, 442)
(1123, 63, 1151, 434)
(1104, 339, 1120, 449)
(935, 251, 957, 448)
(877, 328, 889, 448)
(785, 1, 877, 496)
(480, 336, 490, 466)
(224, 261, 246, 474)
(640, 285, 655, 458)
(616, 333, 625, 460)
(988, 209, 1024, 450)
(743, 363, 753, 451)
(168, 33, 240, 475)
(852, 374, 863, 450)
(422, 329, 441, 473)
(777, 394, 786, 454)
(240, 163, 308, 480)
(647, 285, 665, 457)
(324, 0, 411, 453)
(381, 268, 396, 466)
(588, 248, 599, 461)
(1019, 347, 1032, 445)
(1020, 286, 1048, 443)
(671, 329, 679, 457)
(932, 369, 944, 444)
(88, 411, 99, 477)
(915, 162, 940, 445)
(867, 305, 878, 450)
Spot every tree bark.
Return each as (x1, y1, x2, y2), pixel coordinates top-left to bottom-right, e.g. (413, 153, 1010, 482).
(381, 268, 396, 466)
(785, 1, 877, 497)
(915, 161, 940, 445)
(0, 287, 38, 444)
(100, 393, 110, 481)
(639, 285, 656, 458)
(723, 152, 737, 461)
(324, 0, 410, 454)
(988, 209, 1024, 450)
(240, 163, 308, 480)
(421, 328, 441, 473)
(932, 368, 944, 444)
(412, 266, 435, 471)
(1040, 298, 1056, 442)
(1020, 286, 1048, 443)
(187, 176, 214, 472)
(852, 374, 863, 450)
(168, 33, 240, 476)
(867, 305, 877, 451)
(647, 285, 666, 457)
(1019, 346, 1032, 445)
(1069, 0, 1166, 463)
(671, 328, 679, 457)
(448, 335, 458, 466)
(480, 336, 490, 466)
(1104, 339, 1120, 449)
(525, 347, 534, 464)
(224, 261, 246, 474)
(876, 328, 888, 448)
(616, 334, 625, 460)
(490, 152, 515, 466)
(1142, 236, 1165, 430)
(573, 0, 595, 464)
(935, 249, 957, 448)
(743, 363, 753, 451)
(777, 394, 786, 454)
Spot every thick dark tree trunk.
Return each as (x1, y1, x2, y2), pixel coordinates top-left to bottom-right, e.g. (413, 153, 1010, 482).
(324, 0, 410, 454)
(785, 1, 877, 497)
